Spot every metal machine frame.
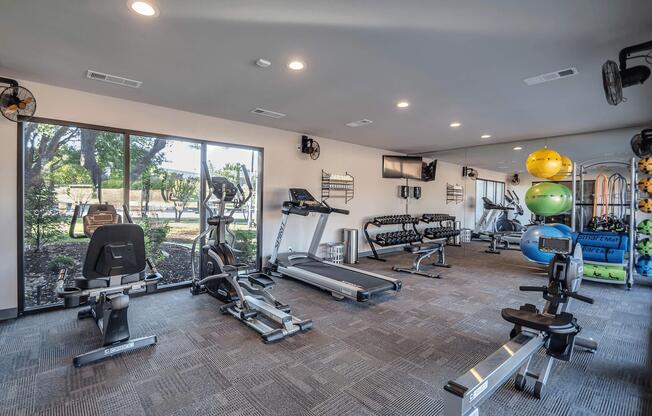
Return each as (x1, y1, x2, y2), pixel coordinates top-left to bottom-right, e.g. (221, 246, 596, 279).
(443, 238, 597, 416)
(268, 189, 402, 302)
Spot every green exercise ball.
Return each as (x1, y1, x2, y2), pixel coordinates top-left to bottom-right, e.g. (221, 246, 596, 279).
(525, 182, 573, 217)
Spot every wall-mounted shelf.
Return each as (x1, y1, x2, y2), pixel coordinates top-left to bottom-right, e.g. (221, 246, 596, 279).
(321, 170, 354, 203)
(446, 183, 464, 204)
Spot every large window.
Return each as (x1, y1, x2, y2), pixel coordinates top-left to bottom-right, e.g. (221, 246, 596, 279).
(19, 119, 263, 312)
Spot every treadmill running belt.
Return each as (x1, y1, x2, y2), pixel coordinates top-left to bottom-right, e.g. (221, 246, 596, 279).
(295, 260, 397, 293)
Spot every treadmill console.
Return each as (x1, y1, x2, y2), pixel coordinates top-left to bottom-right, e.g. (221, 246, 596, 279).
(289, 188, 321, 207)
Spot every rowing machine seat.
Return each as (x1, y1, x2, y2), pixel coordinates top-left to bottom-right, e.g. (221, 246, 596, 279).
(501, 307, 576, 334)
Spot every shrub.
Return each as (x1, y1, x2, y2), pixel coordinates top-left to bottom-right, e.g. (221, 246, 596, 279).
(232, 228, 257, 265)
(140, 216, 170, 263)
(25, 180, 63, 251)
(48, 255, 77, 273)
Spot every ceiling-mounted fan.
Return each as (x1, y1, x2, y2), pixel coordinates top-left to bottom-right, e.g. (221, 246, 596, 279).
(0, 77, 37, 122)
(602, 40, 652, 106)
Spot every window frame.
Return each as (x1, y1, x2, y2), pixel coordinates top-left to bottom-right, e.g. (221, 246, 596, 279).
(17, 117, 264, 315)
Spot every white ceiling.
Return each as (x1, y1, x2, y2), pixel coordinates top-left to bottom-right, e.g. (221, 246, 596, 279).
(1, 0, 651, 153)
(427, 126, 640, 174)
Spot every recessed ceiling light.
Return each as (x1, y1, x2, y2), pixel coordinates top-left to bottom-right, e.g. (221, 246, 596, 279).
(481, 134, 492, 139)
(288, 61, 305, 71)
(396, 101, 410, 108)
(128, 1, 158, 16)
(513, 146, 523, 150)
(449, 122, 462, 128)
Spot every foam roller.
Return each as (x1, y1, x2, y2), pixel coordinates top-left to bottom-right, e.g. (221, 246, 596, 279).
(581, 246, 626, 263)
(576, 232, 629, 250)
(583, 264, 626, 281)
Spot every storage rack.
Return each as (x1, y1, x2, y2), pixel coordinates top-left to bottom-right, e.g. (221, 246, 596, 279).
(364, 215, 421, 261)
(446, 183, 464, 204)
(570, 158, 636, 288)
(321, 170, 355, 203)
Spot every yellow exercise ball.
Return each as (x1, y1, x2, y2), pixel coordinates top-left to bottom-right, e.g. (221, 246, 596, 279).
(526, 148, 562, 179)
(549, 155, 573, 181)
(639, 157, 652, 174)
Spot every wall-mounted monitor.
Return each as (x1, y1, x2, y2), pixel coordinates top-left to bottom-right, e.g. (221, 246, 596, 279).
(382, 155, 423, 179)
(422, 159, 437, 182)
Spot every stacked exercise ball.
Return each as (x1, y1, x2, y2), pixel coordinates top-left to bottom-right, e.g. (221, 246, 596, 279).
(520, 225, 566, 264)
(525, 182, 572, 217)
(526, 148, 562, 179)
(523, 148, 573, 217)
(549, 155, 573, 181)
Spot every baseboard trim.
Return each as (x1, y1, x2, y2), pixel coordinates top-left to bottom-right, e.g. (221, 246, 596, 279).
(0, 307, 17, 321)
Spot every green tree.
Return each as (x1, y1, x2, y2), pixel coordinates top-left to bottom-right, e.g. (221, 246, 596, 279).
(161, 173, 199, 221)
(24, 180, 62, 251)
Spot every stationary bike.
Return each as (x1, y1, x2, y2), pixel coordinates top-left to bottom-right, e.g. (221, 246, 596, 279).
(191, 162, 312, 343)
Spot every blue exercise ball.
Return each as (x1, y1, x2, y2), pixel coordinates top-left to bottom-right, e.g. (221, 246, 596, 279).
(520, 225, 565, 264)
(550, 223, 572, 237)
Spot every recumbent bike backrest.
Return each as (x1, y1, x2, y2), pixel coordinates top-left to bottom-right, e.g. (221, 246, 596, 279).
(82, 224, 147, 280)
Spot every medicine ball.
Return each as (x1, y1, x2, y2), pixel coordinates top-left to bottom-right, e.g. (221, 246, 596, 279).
(638, 157, 652, 174)
(637, 238, 652, 255)
(638, 177, 652, 193)
(639, 198, 652, 213)
(637, 219, 652, 235)
(635, 256, 652, 276)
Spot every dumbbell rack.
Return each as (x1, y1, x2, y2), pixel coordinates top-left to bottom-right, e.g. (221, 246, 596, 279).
(364, 215, 421, 261)
(421, 214, 461, 245)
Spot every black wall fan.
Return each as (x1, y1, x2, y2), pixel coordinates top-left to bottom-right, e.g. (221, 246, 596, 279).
(631, 128, 652, 157)
(0, 77, 37, 122)
(602, 40, 652, 106)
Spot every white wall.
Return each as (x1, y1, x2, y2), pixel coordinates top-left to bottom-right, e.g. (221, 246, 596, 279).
(0, 80, 505, 316)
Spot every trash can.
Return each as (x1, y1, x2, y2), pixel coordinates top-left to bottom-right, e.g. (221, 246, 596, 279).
(343, 228, 359, 264)
(453, 221, 462, 245)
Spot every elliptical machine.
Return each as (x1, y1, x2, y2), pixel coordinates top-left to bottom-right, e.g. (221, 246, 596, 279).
(496, 190, 526, 232)
(191, 162, 312, 343)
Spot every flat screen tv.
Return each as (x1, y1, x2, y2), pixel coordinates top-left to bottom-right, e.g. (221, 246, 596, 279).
(382, 156, 423, 179)
(422, 159, 437, 182)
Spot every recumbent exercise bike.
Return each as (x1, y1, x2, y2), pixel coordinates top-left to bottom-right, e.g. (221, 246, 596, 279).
(57, 203, 161, 367)
(191, 162, 312, 343)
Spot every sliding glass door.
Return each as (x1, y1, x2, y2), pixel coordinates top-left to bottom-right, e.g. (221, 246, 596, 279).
(19, 119, 263, 312)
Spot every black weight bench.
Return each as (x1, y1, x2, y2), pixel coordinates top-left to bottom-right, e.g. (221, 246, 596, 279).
(392, 239, 450, 278)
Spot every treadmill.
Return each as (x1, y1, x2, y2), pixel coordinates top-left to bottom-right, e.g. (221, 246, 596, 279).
(267, 188, 402, 302)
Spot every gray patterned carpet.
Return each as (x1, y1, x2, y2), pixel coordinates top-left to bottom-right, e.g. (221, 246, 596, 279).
(1, 242, 651, 416)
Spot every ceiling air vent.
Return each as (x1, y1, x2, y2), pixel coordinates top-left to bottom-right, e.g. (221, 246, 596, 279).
(346, 119, 373, 127)
(86, 70, 142, 88)
(524, 67, 579, 86)
(250, 108, 286, 118)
